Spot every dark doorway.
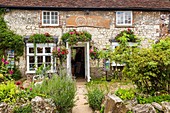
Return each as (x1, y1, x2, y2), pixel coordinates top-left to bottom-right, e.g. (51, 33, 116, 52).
(71, 47, 85, 78)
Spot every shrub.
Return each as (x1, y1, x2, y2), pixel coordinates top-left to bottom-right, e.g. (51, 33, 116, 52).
(115, 29, 137, 42)
(137, 94, 170, 104)
(0, 81, 18, 103)
(13, 104, 32, 113)
(87, 86, 104, 110)
(123, 37, 170, 94)
(115, 88, 136, 100)
(32, 75, 76, 113)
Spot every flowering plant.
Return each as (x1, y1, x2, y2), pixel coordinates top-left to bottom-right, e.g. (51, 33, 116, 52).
(115, 28, 137, 42)
(28, 33, 54, 43)
(52, 46, 69, 65)
(0, 56, 14, 81)
(90, 47, 100, 60)
(61, 29, 92, 45)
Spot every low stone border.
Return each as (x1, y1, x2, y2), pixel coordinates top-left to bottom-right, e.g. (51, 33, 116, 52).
(104, 94, 170, 113)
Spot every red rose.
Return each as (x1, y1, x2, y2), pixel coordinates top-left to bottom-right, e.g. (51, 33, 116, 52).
(62, 51, 65, 55)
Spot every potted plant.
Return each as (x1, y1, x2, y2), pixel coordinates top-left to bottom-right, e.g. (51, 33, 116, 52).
(52, 46, 69, 66)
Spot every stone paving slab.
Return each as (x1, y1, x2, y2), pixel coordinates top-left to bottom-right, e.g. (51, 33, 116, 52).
(72, 79, 93, 113)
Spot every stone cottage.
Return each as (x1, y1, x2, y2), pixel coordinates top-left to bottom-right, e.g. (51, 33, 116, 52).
(0, 0, 170, 81)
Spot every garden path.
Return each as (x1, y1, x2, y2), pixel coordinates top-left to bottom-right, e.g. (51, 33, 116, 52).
(72, 78, 93, 113)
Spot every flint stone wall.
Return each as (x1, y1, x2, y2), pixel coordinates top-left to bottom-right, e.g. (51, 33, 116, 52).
(104, 94, 170, 113)
(3, 10, 170, 73)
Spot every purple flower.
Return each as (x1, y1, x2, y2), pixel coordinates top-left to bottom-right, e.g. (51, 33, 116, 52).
(30, 88, 32, 91)
(57, 47, 60, 52)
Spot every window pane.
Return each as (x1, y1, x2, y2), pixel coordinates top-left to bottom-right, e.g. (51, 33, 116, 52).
(55, 12, 58, 15)
(125, 12, 131, 24)
(45, 56, 51, 62)
(37, 56, 43, 63)
(43, 12, 46, 15)
(37, 47, 43, 53)
(51, 20, 55, 24)
(44, 20, 47, 24)
(29, 48, 34, 53)
(29, 56, 35, 63)
(45, 47, 51, 53)
(47, 12, 50, 15)
(117, 12, 123, 24)
(47, 20, 50, 24)
(43, 15, 46, 19)
(51, 12, 55, 15)
(29, 64, 35, 71)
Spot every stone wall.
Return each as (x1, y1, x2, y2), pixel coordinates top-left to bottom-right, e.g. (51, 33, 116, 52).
(104, 94, 170, 113)
(3, 10, 170, 74)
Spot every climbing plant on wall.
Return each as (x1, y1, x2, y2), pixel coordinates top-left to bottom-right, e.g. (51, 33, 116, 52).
(0, 8, 24, 60)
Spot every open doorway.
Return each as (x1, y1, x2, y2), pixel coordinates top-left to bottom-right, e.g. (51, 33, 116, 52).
(71, 47, 85, 79)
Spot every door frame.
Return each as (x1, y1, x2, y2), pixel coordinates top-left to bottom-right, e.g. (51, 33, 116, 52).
(66, 42, 91, 82)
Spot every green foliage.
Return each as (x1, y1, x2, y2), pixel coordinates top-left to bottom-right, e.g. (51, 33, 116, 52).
(28, 33, 54, 43)
(90, 47, 100, 60)
(137, 94, 170, 104)
(61, 29, 92, 45)
(87, 86, 104, 110)
(115, 29, 137, 42)
(0, 81, 18, 103)
(0, 15, 24, 58)
(13, 104, 32, 113)
(11, 67, 22, 80)
(115, 88, 136, 100)
(32, 75, 76, 113)
(123, 37, 170, 94)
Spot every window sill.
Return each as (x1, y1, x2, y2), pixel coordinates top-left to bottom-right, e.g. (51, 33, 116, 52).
(115, 25, 135, 28)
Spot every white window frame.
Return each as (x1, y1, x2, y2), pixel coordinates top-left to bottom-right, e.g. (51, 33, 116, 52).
(116, 11, 133, 26)
(26, 43, 56, 74)
(42, 11, 59, 26)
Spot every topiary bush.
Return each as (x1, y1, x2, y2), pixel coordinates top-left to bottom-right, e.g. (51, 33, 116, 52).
(32, 74, 76, 113)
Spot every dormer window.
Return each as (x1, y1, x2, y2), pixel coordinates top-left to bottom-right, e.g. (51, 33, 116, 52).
(42, 11, 59, 26)
(116, 11, 133, 26)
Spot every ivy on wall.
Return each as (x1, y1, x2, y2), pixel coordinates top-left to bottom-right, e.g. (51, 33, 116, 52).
(0, 8, 24, 60)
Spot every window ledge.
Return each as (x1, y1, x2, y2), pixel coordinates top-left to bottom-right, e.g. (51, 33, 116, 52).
(115, 25, 135, 28)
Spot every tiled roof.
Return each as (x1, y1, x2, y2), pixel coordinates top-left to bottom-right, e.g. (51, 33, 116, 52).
(0, 0, 170, 10)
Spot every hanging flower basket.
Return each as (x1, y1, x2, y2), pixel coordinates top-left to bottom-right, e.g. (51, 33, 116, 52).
(61, 29, 92, 45)
(52, 46, 69, 65)
(115, 29, 137, 42)
(28, 33, 54, 43)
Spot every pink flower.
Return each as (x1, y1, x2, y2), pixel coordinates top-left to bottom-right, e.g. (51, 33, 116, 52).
(4, 61, 9, 65)
(9, 70, 14, 75)
(57, 47, 60, 52)
(69, 32, 74, 35)
(90, 48, 94, 53)
(1, 58, 5, 63)
(30, 88, 32, 91)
